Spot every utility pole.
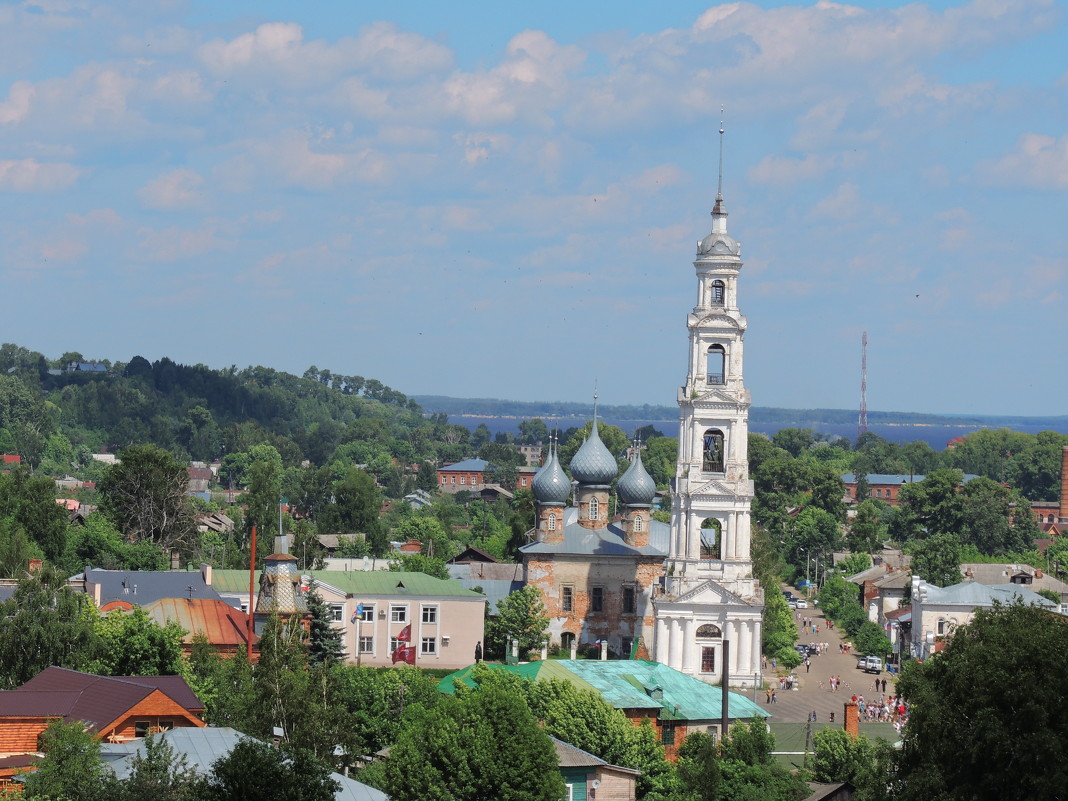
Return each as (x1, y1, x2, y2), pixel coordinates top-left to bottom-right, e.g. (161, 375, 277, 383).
(858, 331, 868, 440)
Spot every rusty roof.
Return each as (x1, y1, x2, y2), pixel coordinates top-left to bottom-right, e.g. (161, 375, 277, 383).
(141, 597, 255, 649)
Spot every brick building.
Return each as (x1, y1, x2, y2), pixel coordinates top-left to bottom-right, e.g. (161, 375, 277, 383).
(436, 458, 489, 494)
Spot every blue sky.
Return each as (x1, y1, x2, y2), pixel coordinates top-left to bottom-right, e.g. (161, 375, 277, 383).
(1, 0, 1065, 417)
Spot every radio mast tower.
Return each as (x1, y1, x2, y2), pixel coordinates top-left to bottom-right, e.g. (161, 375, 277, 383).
(858, 331, 868, 439)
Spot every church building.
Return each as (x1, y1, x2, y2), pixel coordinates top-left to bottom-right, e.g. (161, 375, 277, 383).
(522, 133, 764, 686)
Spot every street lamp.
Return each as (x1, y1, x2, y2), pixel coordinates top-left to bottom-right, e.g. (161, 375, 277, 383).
(798, 547, 810, 585)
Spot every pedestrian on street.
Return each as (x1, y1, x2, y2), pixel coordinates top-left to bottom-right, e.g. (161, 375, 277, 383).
(771, 689, 777, 704)
(805, 658, 811, 673)
(766, 688, 772, 704)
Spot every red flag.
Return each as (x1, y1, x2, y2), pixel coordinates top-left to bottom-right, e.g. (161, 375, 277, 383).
(391, 643, 416, 665)
(396, 624, 411, 642)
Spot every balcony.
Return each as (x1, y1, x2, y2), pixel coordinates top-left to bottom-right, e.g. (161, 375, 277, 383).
(706, 374, 725, 385)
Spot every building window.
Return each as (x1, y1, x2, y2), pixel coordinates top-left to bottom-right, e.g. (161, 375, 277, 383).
(706, 345, 726, 384)
(634, 515, 643, 532)
(359, 604, 375, 622)
(359, 636, 374, 654)
(702, 429, 725, 472)
(589, 496, 599, 521)
(711, 280, 725, 305)
(390, 605, 407, 623)
(134, 721, 150, 738)
(157, 721, 173, 732)
(421, 637, 437, 655)
(937, 618, 946, 635)
(240, 601, 249, 614)
(561, 632, 576, 652)
(591, 586, 604, 613)
(440, 476, 446, 485)
(329, 604, 344, 622)
(562, 585, 574, 612)
(460, 475, 466, 484)
(696, 623, 722, 638)
(450, 476, 455, 484)
(661, 721, 677, 746)
(548, 513, 557, 531)
(422, 605, 438, 624)
(622, 586, 636, 615)
(390, 637, 400, 652)
(622, 637, 633, 657)
(701, 646, 716, 673)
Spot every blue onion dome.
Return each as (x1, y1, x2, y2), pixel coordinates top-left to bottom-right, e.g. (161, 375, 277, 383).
(532, 444, 570, 505)
(569, 421, 618, 485)
(618, 448, 656, 506)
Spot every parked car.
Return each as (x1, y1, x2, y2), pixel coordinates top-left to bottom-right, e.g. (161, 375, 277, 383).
(795, 599, 808, 609)
(857, 655, 883, 674)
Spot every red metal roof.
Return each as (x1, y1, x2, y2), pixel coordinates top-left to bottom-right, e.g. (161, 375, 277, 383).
(141, 598, 256, 649)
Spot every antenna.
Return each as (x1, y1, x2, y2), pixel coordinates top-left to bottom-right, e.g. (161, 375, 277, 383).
(858, 331, 868, 440)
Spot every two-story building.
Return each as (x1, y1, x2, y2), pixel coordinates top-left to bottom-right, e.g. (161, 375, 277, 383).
(436, 458, 490, 494)
(210, 569, 485, 670)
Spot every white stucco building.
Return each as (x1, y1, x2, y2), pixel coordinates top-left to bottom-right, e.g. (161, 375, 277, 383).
(652, 143, 764, 688)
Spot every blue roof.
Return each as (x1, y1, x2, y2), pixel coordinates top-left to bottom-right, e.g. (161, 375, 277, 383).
(101, 727, 387, 801)
(441, 458, 490, 472)
(842, 473, 980, 485)
(520, 511, 670, 558)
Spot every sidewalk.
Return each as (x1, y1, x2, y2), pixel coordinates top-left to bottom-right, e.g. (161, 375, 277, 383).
(757, 597, 898, 726)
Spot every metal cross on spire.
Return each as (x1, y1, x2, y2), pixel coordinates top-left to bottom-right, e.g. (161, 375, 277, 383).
(717, 105, 725, 202)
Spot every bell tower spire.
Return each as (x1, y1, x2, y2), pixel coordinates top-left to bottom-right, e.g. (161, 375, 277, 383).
(652, 119, 764, 688)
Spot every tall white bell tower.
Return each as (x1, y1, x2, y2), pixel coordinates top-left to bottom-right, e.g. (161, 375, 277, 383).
(653, 122, 764, 687)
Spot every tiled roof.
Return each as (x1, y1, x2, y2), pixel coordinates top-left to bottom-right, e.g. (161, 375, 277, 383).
(842, 473, 980, 485)
(440, 659, 767, 722)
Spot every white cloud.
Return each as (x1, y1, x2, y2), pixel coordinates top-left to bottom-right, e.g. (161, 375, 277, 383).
(0, 158, 80, 191)
(749, 153, 837, 185)
(138, 168, 205, 210)
(978, 133, 1068, 190)
(0, 81, 35, 124)
(809, 182, 861, 220)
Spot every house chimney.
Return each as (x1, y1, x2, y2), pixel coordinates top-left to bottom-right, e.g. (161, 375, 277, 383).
(27, 559, 42, 574)
(844, 701, 860, 739)
(200, 563, 213, 585)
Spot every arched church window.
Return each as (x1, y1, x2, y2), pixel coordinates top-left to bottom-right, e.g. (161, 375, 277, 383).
(711, 280, 725, 305)
(696, 623, 722, 638)
(589, 497, 599, 521)
(702, 429, 725, 473)
(548, 513, 557, 531)
(706, 345, 725, 385)
(634, 515, 643, 532)
(700, 517, 721, 559)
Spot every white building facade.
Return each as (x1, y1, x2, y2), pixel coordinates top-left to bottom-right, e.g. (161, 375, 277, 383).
(653, 172, 765, 688)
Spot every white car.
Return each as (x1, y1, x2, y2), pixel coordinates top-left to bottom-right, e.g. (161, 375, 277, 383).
(795, 599, 808, 609)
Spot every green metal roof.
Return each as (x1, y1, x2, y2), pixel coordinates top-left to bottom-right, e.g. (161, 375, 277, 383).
(438, 659, 767, 721)
(210, 569, 483, 599)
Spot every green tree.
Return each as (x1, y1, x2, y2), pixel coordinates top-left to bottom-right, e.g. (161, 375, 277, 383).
(853, 620, 892, 657)
(98, 444, 195, 557)
(202, 738, 339, 801)
(907, 532, 962, 587)
(0, 467, 69, 562)
(812, 728, 894, 801)
(23, 719, 109, 801)
(0, 572, 98, 688)
(391, 516, 452, 560)
(243, 444, 284, 545)
(762, 591, 799, 667)
(771, 428, 816, 458)
(389, 553, 450, 580)
(108, 732, 204, 801)
(896, 602, 1068, 801)
(320, 467, 385, 555)
(486, 585, 549, 658)
(381, 686, 564, 801)
(848, 500, 885, 555)
(331, 665, 445, 755)
(675, 731, 721, 801)
(87, 606, 185, 677)
(306, 586, 346, 666)
(717, 719, 808, 801)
